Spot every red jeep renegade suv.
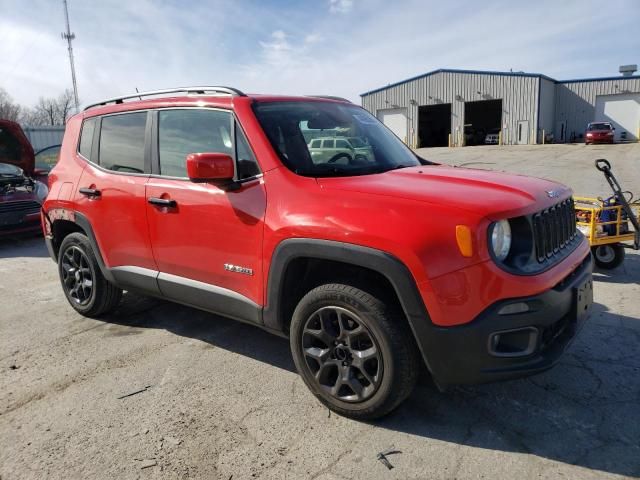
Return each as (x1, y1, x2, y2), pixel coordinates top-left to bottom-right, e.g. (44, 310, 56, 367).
(42, 87, 593, 419)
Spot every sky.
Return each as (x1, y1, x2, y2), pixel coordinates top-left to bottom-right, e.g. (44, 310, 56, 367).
(1, 0, 639, 109)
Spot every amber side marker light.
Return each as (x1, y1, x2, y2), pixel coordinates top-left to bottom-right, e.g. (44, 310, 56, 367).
(456, 225, 473, 257)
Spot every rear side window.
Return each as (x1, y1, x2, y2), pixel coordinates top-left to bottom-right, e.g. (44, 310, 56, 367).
(322, 139, 335, 148)
(158, 109, 232, 177)
(99, 112, 147, 173)
(79, 117, 96, 159)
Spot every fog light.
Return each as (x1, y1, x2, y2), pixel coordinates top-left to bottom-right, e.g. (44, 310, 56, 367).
(498, 302, 530, 315)
(489, 327, 538, 357)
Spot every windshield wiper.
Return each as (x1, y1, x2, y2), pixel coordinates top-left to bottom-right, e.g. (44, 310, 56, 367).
(371, 164, 416, 174)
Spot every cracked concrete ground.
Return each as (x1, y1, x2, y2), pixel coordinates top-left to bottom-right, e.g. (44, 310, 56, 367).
(1, 143, 639, 479)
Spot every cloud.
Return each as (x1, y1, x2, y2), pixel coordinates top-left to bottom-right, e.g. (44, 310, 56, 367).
(259, 30, 293, 66)
(304, 33, 322, 45)
(0, 0, 638, 108)
(328, 0, 353, 14)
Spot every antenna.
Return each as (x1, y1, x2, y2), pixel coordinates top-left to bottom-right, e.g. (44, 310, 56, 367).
(61, 0, 79, 113)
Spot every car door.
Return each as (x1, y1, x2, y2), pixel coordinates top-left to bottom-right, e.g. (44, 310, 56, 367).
(319, 138, 335, 163)
(145, 108, 266, 323)
(75, 111, 159, 292)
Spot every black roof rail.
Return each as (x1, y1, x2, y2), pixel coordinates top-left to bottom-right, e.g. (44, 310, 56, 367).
(84, 86, 247, 111)
(308, 95, 352, 103)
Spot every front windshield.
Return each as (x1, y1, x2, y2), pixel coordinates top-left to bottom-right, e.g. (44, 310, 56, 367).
(588, 123, 611, 131)
(253, 101, 426, 177)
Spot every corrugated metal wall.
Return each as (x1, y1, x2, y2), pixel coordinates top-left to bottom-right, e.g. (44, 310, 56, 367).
(555, 78, 640, 141)
(22, 126, 65, 151)
(361, 71, 540, 146)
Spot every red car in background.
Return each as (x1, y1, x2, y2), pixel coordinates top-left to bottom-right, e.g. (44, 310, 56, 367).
(0, 120, 50, 236)
(585, 122, 615, 144)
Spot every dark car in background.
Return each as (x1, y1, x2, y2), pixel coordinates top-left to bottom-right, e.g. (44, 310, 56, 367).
(0, 120, 49, 236)
(585, 122, 615, 145)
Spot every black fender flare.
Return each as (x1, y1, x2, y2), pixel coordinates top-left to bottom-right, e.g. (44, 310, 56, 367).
(262, 238, 435, 372)
(48, 211, 117, 284)
(73, 212, 115, 282)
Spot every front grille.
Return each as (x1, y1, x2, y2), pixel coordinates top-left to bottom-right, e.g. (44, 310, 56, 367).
(0, 200, 41, 215)
(532, 198, 577, 262)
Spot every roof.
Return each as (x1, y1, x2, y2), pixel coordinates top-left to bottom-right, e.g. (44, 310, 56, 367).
(360, 68, 640, 96)
(82, 86, 353, 114)
(557, 74, 640, 84)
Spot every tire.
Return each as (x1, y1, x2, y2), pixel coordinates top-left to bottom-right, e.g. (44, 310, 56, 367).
(57, 232, 122, 317)
(592, 244, 625, 270)
(290, 283, 420, 420)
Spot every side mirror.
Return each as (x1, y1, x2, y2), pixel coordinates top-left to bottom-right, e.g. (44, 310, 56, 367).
(186, 153, 234, 183)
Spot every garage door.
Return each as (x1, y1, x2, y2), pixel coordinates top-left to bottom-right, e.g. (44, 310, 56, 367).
(377, 108, 408, 143)
(595, 93, 640, 141)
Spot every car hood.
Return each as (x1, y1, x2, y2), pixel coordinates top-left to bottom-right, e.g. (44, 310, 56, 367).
(0, 120, 35, 175)
(317, 165, 571, 219)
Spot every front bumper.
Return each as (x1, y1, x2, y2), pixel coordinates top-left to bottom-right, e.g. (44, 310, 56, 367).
(586, 136, 614, 144)
(423, 253, 593, 387)
(0, 217, 42, 236)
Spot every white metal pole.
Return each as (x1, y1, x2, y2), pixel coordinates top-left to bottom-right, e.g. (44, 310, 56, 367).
(62, 0, 79, 113)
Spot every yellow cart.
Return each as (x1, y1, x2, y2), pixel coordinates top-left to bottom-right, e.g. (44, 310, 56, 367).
(574, 159, 640, 269)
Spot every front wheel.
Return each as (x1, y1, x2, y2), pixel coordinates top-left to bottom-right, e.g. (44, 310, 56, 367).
(592, 244, 625, 269)
(290, 283, 420, 419)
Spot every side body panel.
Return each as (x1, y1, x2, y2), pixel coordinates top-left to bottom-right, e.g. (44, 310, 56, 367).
(145, 177, 267, 305)
(76, 162, 156, 270)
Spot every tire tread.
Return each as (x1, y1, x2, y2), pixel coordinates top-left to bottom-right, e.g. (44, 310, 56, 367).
(58, 232, 122, 317)
(291, 283, 420, 420)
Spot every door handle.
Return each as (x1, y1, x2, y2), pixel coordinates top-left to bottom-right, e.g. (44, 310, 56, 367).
(79, 187, 101, 198)
(148, 197, 177, 208)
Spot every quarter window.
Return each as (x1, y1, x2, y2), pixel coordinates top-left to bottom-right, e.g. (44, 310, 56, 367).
(310, 139, 321, 148)
(235, 126, 260, 179)
(158, 109, 233, 177)
(99, 113, 147, 173)
(79, 117, 96, 159)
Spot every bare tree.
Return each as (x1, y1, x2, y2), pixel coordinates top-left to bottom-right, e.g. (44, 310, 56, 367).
(0, 88, 22, 122)
(56, 89, 75, 125)
(25, 89, 76, 126)
(33, 97, 58, 126)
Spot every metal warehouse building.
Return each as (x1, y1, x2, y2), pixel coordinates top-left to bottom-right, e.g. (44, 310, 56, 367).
(360, 69, 640, 147)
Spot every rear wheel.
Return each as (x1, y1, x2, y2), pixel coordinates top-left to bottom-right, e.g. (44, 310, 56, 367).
(58, 232, 122, 317)
(592, 244, 625, 270)
(290, 283, 420, 419)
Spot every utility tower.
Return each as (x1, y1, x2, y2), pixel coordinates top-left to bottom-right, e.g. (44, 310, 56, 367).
(61, 0, 79, 112)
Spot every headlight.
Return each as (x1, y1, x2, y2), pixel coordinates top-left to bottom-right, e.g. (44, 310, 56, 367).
(35, 180, 49, 203)
(490, 220, 512, 261)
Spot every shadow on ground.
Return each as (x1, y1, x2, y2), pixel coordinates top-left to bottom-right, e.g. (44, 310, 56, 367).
(5, 240, 635, 475)
(98, 291, 640, 478)
(0, 234, 49, 259)
(592, 250, 640, 285)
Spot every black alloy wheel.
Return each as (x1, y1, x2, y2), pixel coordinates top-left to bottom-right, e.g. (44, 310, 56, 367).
(57, 232, 122, 317)
(61, 245, 94, 305)
(290, 283, 420, 419)
(302, 306, 382, 402)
